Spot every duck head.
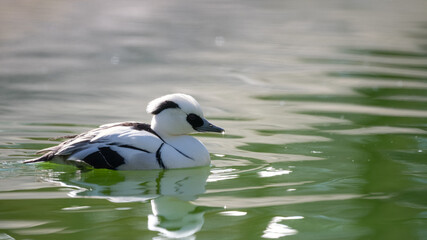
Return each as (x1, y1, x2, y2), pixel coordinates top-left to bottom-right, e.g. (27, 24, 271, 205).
(147, 93, 224, 137)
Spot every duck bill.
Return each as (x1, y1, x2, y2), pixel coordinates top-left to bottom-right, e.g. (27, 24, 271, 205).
(195, 119, 224, 133)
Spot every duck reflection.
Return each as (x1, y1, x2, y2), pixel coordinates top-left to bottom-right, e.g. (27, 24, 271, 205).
(148, 196, 205, 239)
(45, 166, 211, 239)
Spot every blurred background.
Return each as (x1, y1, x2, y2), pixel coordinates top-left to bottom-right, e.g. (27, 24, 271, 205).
(1, 0, 426, 239)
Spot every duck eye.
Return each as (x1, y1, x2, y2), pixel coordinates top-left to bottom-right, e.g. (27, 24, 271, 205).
(186, 113, 204, 129)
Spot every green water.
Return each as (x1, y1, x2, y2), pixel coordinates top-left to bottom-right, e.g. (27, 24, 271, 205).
(1, 0, 427, 239)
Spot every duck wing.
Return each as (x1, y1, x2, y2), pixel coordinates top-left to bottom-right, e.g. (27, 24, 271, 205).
(25, 122, 164, 169)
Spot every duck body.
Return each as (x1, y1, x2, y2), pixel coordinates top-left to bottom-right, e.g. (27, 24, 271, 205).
(25, 94, 223, 170)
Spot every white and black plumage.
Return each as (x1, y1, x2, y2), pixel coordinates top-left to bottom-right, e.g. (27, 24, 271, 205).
(25, 93, 224, 170)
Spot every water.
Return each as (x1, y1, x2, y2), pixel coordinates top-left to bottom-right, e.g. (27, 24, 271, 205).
(1, 0, 426, 239)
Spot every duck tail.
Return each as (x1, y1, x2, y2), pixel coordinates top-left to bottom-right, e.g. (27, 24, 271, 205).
(24, 152, 54, 164)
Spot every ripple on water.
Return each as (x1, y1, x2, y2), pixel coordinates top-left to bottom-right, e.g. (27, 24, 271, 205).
(340, 47, 427, 58)
(194, 194, 362, 208)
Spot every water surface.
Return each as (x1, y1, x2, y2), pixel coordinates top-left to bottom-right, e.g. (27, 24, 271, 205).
(1, 0, 426, 239)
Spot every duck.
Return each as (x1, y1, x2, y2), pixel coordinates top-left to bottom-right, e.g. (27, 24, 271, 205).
(24, 93, 224, 170)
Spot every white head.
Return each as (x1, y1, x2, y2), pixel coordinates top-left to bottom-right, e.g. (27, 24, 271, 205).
(146, 93, 224, 137)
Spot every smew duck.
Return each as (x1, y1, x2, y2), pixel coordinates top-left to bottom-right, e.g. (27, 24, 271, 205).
(25, 93, 224, 170)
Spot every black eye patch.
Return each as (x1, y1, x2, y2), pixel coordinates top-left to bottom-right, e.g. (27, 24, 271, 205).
(186, 113, 204, 129)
